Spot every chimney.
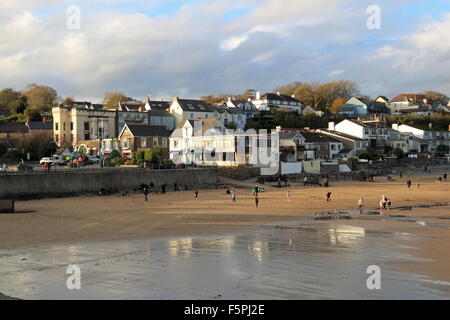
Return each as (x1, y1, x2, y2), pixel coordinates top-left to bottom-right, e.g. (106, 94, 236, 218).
(146, 96, 150, 104)
(328, 122, 335, 131)
(172, 96, 179, 102)
(256, 91, 261, 100)
(228, 97, 232, 102)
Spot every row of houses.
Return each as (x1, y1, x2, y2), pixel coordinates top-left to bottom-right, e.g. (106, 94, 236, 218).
(169, 116, 450, 169)
(339, 94, 450, 117)
(2, 92, 448, 170)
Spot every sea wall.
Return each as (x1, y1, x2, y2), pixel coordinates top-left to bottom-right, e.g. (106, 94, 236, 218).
(0, 168, 218, 199)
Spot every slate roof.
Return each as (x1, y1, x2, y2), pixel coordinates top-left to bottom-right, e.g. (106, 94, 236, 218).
(123, 124, 170, 137)
(0, 123, 29, 133)
(147, 101, 170, 110)
(26, 121, 53, 130)
(176, 99, 215, 112)
(261, 93, 302, 103)
(299, 131, 342, 143)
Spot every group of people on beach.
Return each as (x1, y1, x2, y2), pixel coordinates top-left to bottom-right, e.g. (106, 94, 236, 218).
(379, 195, 392, 211)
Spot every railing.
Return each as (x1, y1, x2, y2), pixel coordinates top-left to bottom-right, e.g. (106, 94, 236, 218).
(0, 164, 218, 175)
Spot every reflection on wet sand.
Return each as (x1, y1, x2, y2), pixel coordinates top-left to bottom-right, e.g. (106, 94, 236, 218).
(0, 220, 447, 300)
(329, 225, 365, 246)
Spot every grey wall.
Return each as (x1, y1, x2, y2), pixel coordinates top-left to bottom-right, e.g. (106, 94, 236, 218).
(0, 169, 217, 199)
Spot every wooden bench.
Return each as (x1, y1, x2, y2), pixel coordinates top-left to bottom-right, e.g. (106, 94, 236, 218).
(0, 200, 14, 213)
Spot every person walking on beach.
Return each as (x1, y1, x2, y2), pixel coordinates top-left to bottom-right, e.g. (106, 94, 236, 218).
(400, 171, 403, 179)
(357, 198, 365, 214)
(287, 191, 292, 203)
(436, 176, 442, 184)
(143, 186, 149, 202)
(194, 190, 198, 199)
(444, 173, 448, 181)
(386, 198, 392, 210)
(326, 192, 332, 202)
(407, 179, 412, 189)
(231, 190, 237, 203)
(379, 199, 385, 211)
(255, 196, 259, 208)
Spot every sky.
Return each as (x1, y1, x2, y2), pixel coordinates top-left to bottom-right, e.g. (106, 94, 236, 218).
(1, 0, 450, 103)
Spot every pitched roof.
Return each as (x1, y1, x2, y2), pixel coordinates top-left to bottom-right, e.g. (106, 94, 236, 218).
(26, 121, 53, 130)
(319, 130, 365, 141)
(123, 124, 170, 137)
(147, 101, 170, 110)
(172, 118, 224, 138)
(0, 123, 29, 133)
(260, 93, 302, 103)
(390, 94, 426, 103)
(299, 131, 341, 143)
(175, 99, 215, 112)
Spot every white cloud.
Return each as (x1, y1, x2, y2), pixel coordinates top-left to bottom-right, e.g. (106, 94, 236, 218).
(328, 70, 344, 78)
(0, 0, 449, 101)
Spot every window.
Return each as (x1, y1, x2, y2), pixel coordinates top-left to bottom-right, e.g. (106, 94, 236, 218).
(153, 138, 158, 147)
(162, 138, 167, 147)
(174, 140, 178, 148)
(141, 138, 147, 148)
(55, 134, 59, 143)
(84, 133, 89, 140)
(364, 129, 369, 135)
(70, 134, 74, 142)
(55, 123, 59, 131)
(63, 122, 66, 130)
(84, 122, 89, 131)
(70, 122, 73, 131)
(123, 138, 131, 149)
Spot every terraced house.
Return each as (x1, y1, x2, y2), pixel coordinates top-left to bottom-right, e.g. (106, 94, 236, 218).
(118, 123, 170, 160)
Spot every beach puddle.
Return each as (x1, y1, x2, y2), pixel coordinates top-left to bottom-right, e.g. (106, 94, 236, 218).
(0, 219, 448, 300)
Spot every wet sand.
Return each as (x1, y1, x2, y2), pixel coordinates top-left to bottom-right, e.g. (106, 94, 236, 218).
(0, 174, 449, 299)
(0, 221, 447, 299)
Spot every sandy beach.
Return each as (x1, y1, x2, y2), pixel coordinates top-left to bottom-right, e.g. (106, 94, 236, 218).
(1, 173, 450, 299)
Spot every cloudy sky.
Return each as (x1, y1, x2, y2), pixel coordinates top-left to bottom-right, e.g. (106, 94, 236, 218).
(1, 0, 450, 102)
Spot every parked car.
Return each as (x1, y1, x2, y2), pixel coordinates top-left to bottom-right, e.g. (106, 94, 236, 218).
(39, 156, 66, 166)
(85, 156, 101, 165)
(39, 157, 53, 165)
(90, 156, 101, 164)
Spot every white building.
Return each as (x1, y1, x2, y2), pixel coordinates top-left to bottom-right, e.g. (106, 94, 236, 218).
(392, 124, 450, 152)
(170, 118, 279, 168)
(169, 97, 216, 127)
(252, 92, 302, 113)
